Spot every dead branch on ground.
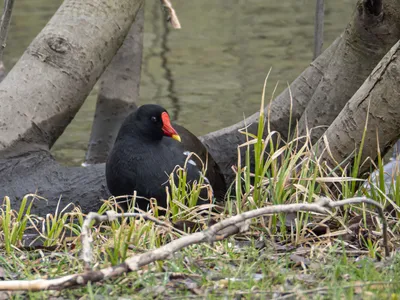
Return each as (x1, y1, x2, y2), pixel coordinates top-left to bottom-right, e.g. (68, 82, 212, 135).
(80, 207, 185, 269)
(0, 197, 388, 291)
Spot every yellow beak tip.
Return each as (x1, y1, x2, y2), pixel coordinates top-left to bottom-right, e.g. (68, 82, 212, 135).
(172, 134, 181, 142)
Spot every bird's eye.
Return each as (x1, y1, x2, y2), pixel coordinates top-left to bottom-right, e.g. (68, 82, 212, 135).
(151, 116, 157, 123)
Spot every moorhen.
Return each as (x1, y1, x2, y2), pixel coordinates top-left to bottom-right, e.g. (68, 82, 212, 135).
(106, 104, 226, 211)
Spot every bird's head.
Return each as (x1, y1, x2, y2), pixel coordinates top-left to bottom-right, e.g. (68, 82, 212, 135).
(118, 104, 181, 142)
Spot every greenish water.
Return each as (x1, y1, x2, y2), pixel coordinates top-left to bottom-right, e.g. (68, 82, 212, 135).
(4, 0, 356, 165)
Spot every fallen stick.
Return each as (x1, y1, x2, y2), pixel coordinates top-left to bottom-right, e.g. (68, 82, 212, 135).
(0, 197, 388, 291)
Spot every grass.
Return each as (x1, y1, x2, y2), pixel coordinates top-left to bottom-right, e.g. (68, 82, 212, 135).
(1, 84, 400, 299)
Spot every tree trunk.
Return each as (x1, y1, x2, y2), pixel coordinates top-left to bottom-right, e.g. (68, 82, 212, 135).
(0, 0, 144, 159)
(83, 6, 145, 165)
(0, 0, 144, 214)
(201, 0, 400, 181)
(297, 0, 400, 144)
(316, 40, 400, 175)
(200, 38, 340, 183)
(1, 0, 400, 217)
(0, 150, 108, 214)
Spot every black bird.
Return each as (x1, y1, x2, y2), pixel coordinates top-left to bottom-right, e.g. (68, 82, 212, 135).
(106, 104, 226, 211)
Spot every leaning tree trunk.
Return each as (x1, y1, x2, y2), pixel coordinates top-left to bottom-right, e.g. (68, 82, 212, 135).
(0, 0, 144, 214)
(83, 6, 145, 165)
(200, 37, 339, 183)
(1, 0, 400, 217)
(0, 0, 143, 157)
(297, 0, 400, 144)
(201, 0, 400, 182)
(316, 40, 400, 175)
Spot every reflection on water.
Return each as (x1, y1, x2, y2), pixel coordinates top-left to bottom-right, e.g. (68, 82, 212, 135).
(3, 0, 356, 165)
(159, 9, 180, 121)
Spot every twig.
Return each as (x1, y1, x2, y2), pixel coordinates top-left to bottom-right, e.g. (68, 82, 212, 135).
(80, 211, 143, 270)
(81, 210, 178, 269)
(328, 197, 389, 257)
(160, 0, 181, 29)
(0, 197, 389, 291)
(0, 0, 15, 62)
(313, 0, 324, 60)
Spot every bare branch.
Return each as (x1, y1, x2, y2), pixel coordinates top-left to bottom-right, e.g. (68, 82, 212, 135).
(80, 209, 180, 268)
(160, 0, 181, 29)
(0, 0, 15, 62)
(0, 197, 388, 291)
(313, 0, 324, 60)
(329, 197, 389, 257)
(80, 211, 144, 270)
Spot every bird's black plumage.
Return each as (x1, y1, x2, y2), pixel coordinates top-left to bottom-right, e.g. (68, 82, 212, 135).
(106, 104, 225, 211)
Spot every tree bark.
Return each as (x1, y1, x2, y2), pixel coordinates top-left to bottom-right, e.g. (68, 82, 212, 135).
(200, 38, 339, 183)
(297, 0, 400, 144)
(316, 40, 400, 175)
(0, 0, 144, 159)
(0, 150, 108, 214)
(83, 6, 145, 165)
(0, 0, 144, 214)
(1, 0, 400, 217)
(201, 0, 400, 181)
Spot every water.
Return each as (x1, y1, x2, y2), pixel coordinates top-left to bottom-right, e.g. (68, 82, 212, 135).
(4, 0, 356, 165)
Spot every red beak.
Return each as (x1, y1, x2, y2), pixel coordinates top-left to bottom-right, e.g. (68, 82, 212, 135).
(161, 112, 181, 142)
